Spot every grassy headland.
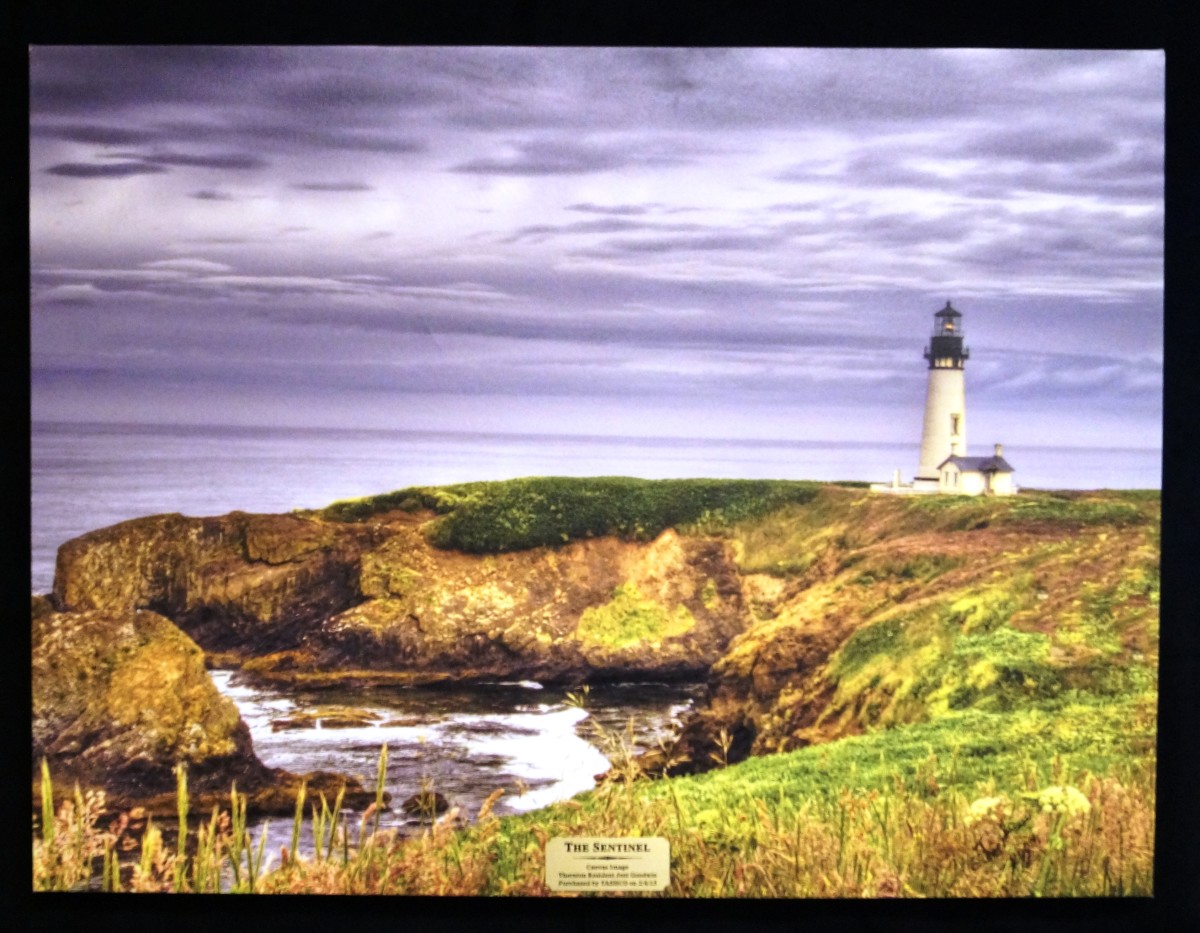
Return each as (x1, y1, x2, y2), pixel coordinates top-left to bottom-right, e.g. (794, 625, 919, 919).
(40, 480, 1158, 896)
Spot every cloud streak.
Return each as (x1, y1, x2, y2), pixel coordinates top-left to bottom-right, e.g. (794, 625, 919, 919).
(143, 152, 268, 170)
(45, 161, 167, 178)
(290, 182, 374, 192)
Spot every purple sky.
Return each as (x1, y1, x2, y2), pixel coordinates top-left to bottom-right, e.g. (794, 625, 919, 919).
(29, 47, 1163, 449)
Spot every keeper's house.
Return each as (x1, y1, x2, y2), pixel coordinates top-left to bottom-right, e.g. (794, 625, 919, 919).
(937, 443, 1015, 496)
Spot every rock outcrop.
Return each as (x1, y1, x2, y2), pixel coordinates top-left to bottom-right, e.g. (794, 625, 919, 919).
(32, 597, 377, 815)
(53, 511, 384, 654)
(269, 525, 747, 686)
(52, 511, 750, 686)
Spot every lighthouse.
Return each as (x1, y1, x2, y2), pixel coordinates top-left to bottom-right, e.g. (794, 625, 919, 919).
(870, 300, 1016, 496)
(913, 301, 968, 490)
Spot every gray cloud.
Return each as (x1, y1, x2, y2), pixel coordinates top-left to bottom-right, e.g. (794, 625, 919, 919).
(39, 284, 101, 305)
(450, 139, 632, 176)
(31, 122, 163, 145)
(44, 161, 167, 178)
(290, 182, 374, 192)
(220, 123, 427, 154)
(502, 218, 678, 243)
(567, 203, 655, 216)
(143, 152, 268, 170)
(971, 350, 1162, 409)
(960, 128, 1118, 163)
(29, 46, 287, 113)
(270, 70, 451, 111)
(584, 231, 784, 256)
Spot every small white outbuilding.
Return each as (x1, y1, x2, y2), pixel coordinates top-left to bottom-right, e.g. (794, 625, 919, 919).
(937, 443, 1016, 496)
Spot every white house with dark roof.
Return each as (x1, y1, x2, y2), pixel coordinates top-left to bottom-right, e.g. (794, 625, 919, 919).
(937, 443, 1016, 496)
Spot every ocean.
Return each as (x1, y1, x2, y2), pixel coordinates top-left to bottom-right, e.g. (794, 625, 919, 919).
(31, 420, 1161, 594)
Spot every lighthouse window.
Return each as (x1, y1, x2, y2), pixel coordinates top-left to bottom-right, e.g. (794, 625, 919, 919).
(950, 414, 960, 435)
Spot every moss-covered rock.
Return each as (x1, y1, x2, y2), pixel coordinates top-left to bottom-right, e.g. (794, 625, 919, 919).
(245, 525, 748, 686)
(31, 599, 378, 816)
(575, 583, 696, 649)
(33, 600, 272, 796)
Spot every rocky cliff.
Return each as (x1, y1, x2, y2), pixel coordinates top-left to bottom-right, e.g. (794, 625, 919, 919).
(46, 480, 1160, 782)
(53, 511, 383, 654)
(52, 507, 749, 686)
(32, 596, 377, 815)
(649, 489, 1160, 775)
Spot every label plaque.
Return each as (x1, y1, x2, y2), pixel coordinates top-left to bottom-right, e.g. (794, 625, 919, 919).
(545, 836, 670, 892)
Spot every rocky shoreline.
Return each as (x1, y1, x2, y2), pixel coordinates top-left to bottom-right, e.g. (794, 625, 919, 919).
(35, 483, 1161, 817)
(32, 596, 380, 819)
(36, 503, 747, 815)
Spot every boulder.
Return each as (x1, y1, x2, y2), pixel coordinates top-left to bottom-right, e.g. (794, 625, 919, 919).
(31, 597, 379, 815)
(401, 790, 451, 816)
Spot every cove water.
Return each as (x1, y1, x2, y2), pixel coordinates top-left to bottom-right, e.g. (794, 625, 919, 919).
(211, 672, 699, 860)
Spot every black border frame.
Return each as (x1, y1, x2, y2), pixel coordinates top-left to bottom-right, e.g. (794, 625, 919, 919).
(14, 3, 1198, 931)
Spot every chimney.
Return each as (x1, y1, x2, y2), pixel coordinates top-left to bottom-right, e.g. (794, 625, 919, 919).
(994, 443, 1003, 457)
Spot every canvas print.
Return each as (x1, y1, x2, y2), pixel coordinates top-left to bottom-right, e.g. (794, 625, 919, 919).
(30, 47, 1162, 897)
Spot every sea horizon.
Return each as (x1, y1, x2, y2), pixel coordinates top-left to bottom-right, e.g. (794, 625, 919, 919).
(31, 420, 1162, 594)
(31, 417, 1164, 454)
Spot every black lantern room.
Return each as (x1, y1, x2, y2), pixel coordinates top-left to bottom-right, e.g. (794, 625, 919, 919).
(924, 301, 970, 369)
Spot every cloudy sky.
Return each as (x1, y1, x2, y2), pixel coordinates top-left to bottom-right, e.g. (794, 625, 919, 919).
(29, 47, 1164, 450)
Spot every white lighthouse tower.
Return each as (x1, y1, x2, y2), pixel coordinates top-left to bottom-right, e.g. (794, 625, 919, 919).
(871, 300, 1016, 496)
(913, 301, 968, 491)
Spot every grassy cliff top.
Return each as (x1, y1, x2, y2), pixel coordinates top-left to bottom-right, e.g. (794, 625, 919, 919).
(319, 476, 826, 553)
(318, 476, 1157, 556)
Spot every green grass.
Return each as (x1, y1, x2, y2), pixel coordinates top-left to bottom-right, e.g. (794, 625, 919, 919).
(996, 495, 1150, 527)
(35, 689, 1156, 897)
(434, 689, 1155, 897)
(576, 584, 696, 649)
(319, 479, 1156, 564)
(900, 488, 1155, 532)
(823, 564, 1156, 730)
(322, 477, 822, 554)
(643, 696, 1155, 811)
